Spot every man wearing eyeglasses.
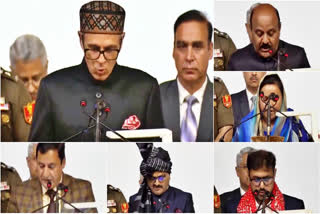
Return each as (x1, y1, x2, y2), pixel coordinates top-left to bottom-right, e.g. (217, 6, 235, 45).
(129, 144, 195, 213)
(237, 150, 304, 213)
(29, 1, 163, 142)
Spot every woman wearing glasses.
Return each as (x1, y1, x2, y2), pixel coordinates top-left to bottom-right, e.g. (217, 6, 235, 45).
(233, 73, 310, 142)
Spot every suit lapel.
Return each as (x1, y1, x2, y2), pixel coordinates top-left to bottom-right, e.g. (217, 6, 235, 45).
(197, 81, 213, 141)
(166, 81, 181, 141)
(240, 90, 250, 117)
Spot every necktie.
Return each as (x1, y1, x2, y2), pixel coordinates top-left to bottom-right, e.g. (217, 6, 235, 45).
(46, 189, 57, 213)
(250, 95, 257, 111)
(181, 95, 198, 142)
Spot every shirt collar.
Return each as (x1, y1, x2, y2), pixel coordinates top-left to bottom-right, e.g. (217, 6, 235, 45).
(246, 88, 256, 101)
(177, 77, 208, 105)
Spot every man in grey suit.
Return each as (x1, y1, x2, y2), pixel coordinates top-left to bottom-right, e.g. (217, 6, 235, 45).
(160, 10, 213, 142)
(231, 72, 266, 130)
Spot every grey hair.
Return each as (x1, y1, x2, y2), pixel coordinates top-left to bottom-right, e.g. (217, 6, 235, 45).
(10, 34, 47, 69)
(246, 3, 261, 25)
(236, 147, 256, 167)
(27, 143, 38, 158)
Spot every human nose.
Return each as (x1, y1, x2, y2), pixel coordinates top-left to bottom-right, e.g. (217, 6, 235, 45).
(154, 179, 160, 185)
(97, 51, 107, 63)
(262, 34, 270, 44)
(27, 81, 36, 93)
(259, 179, 266, 188)
(42, 167, 50, 178)
(186, 46, 195, 61)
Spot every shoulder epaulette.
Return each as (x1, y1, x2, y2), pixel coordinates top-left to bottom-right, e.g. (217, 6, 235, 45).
(108, 184, 122, 193)
(1, 67, 17, 82)
(1, 162, 17, 173)
(214, 28, 230, 39)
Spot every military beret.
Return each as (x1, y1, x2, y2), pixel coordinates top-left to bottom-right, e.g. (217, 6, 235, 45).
(80, 1, 125, 34)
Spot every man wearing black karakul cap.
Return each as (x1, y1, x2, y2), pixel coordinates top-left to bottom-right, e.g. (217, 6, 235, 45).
(129, 144, 195, 213)
(29, 1, 164, 142)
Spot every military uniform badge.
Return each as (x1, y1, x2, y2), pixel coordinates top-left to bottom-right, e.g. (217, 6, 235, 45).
(23, 101, 35, 124)
(222, 95, 232, 108)
(121, 203, 129, 213)
(214, 193, 221, 209)
(214, 49, 225, 71)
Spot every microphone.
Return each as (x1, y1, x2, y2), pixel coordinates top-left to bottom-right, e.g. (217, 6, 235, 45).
(94, 99, 111, 142)
(269, 49, 293, 71)
(81, 101, 129, 142)
(47, 181, 52, 189)
(219, 102, 270, 142)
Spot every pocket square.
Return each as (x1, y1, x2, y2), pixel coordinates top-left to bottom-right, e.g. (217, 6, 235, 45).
(122, 115, 141, 130)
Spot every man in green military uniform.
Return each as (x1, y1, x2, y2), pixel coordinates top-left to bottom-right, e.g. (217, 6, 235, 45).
(1, 162, 22, 213)
(107, 184, 128, 213)
(1, 67, 32, 142)
(214, 77, 234, 141)
(214, 28, 236, 71)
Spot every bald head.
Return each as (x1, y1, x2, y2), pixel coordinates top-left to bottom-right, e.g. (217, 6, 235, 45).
(250, 4, 281, 30)
(247, 3, 281, 58)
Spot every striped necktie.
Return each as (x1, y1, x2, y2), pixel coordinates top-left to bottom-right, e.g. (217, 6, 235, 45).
(181, 95, 198, 142)
(250, 95, 257, 111)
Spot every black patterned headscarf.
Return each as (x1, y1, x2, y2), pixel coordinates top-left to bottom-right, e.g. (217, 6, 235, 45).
(131, 143, 172, 213)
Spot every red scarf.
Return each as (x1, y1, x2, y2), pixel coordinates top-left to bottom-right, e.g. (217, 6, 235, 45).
(237, 183, 285, 213)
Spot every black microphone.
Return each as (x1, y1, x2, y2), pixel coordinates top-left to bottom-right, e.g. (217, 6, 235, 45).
(269, 49, 293, 71)
(94, 99, 111, 142)
(81, 102, 129, 142)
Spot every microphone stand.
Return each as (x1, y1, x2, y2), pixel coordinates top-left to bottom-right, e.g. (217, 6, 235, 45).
(267, 97, 271, 141)
(82, 107, 129, 142)
(95, 101, 101, 142)
(31, 186, 84, 213)
(62, 124, 96, 142)
(270, 49, 293, 71)
(219, 102, 269, 142)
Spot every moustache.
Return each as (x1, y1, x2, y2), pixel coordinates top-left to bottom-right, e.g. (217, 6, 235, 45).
(260, 43, 271, 50)
(152, 184, 163, 189)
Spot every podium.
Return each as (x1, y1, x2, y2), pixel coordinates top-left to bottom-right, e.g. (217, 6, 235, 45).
(251, 136, 284, 142)
(279, 209, 312, 213)
(106, 128, 173, 142)
(64, 202, 98, 212)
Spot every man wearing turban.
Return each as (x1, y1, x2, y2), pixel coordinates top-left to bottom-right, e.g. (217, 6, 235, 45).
(129, 144, 195, 213)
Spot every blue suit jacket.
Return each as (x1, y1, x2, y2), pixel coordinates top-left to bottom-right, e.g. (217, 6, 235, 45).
(220, 188, 305, 213)
(129, 186, 195, 213)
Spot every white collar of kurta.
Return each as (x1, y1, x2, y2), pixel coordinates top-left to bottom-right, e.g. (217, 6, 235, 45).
(240, 187, 246, 196)
(177, 77, 208, 106)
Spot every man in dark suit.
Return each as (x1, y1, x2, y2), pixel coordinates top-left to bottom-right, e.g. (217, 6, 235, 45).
(29, 1, 163, 142)
(129, 144, 195, 213)
(236, 150, 304, 213)
(220, 147, 256, 213)
(160, 10, 213, 142)
(228, 3, 310, 71)
(7, 143, 97, 213)
(231, 72, 266, 129)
